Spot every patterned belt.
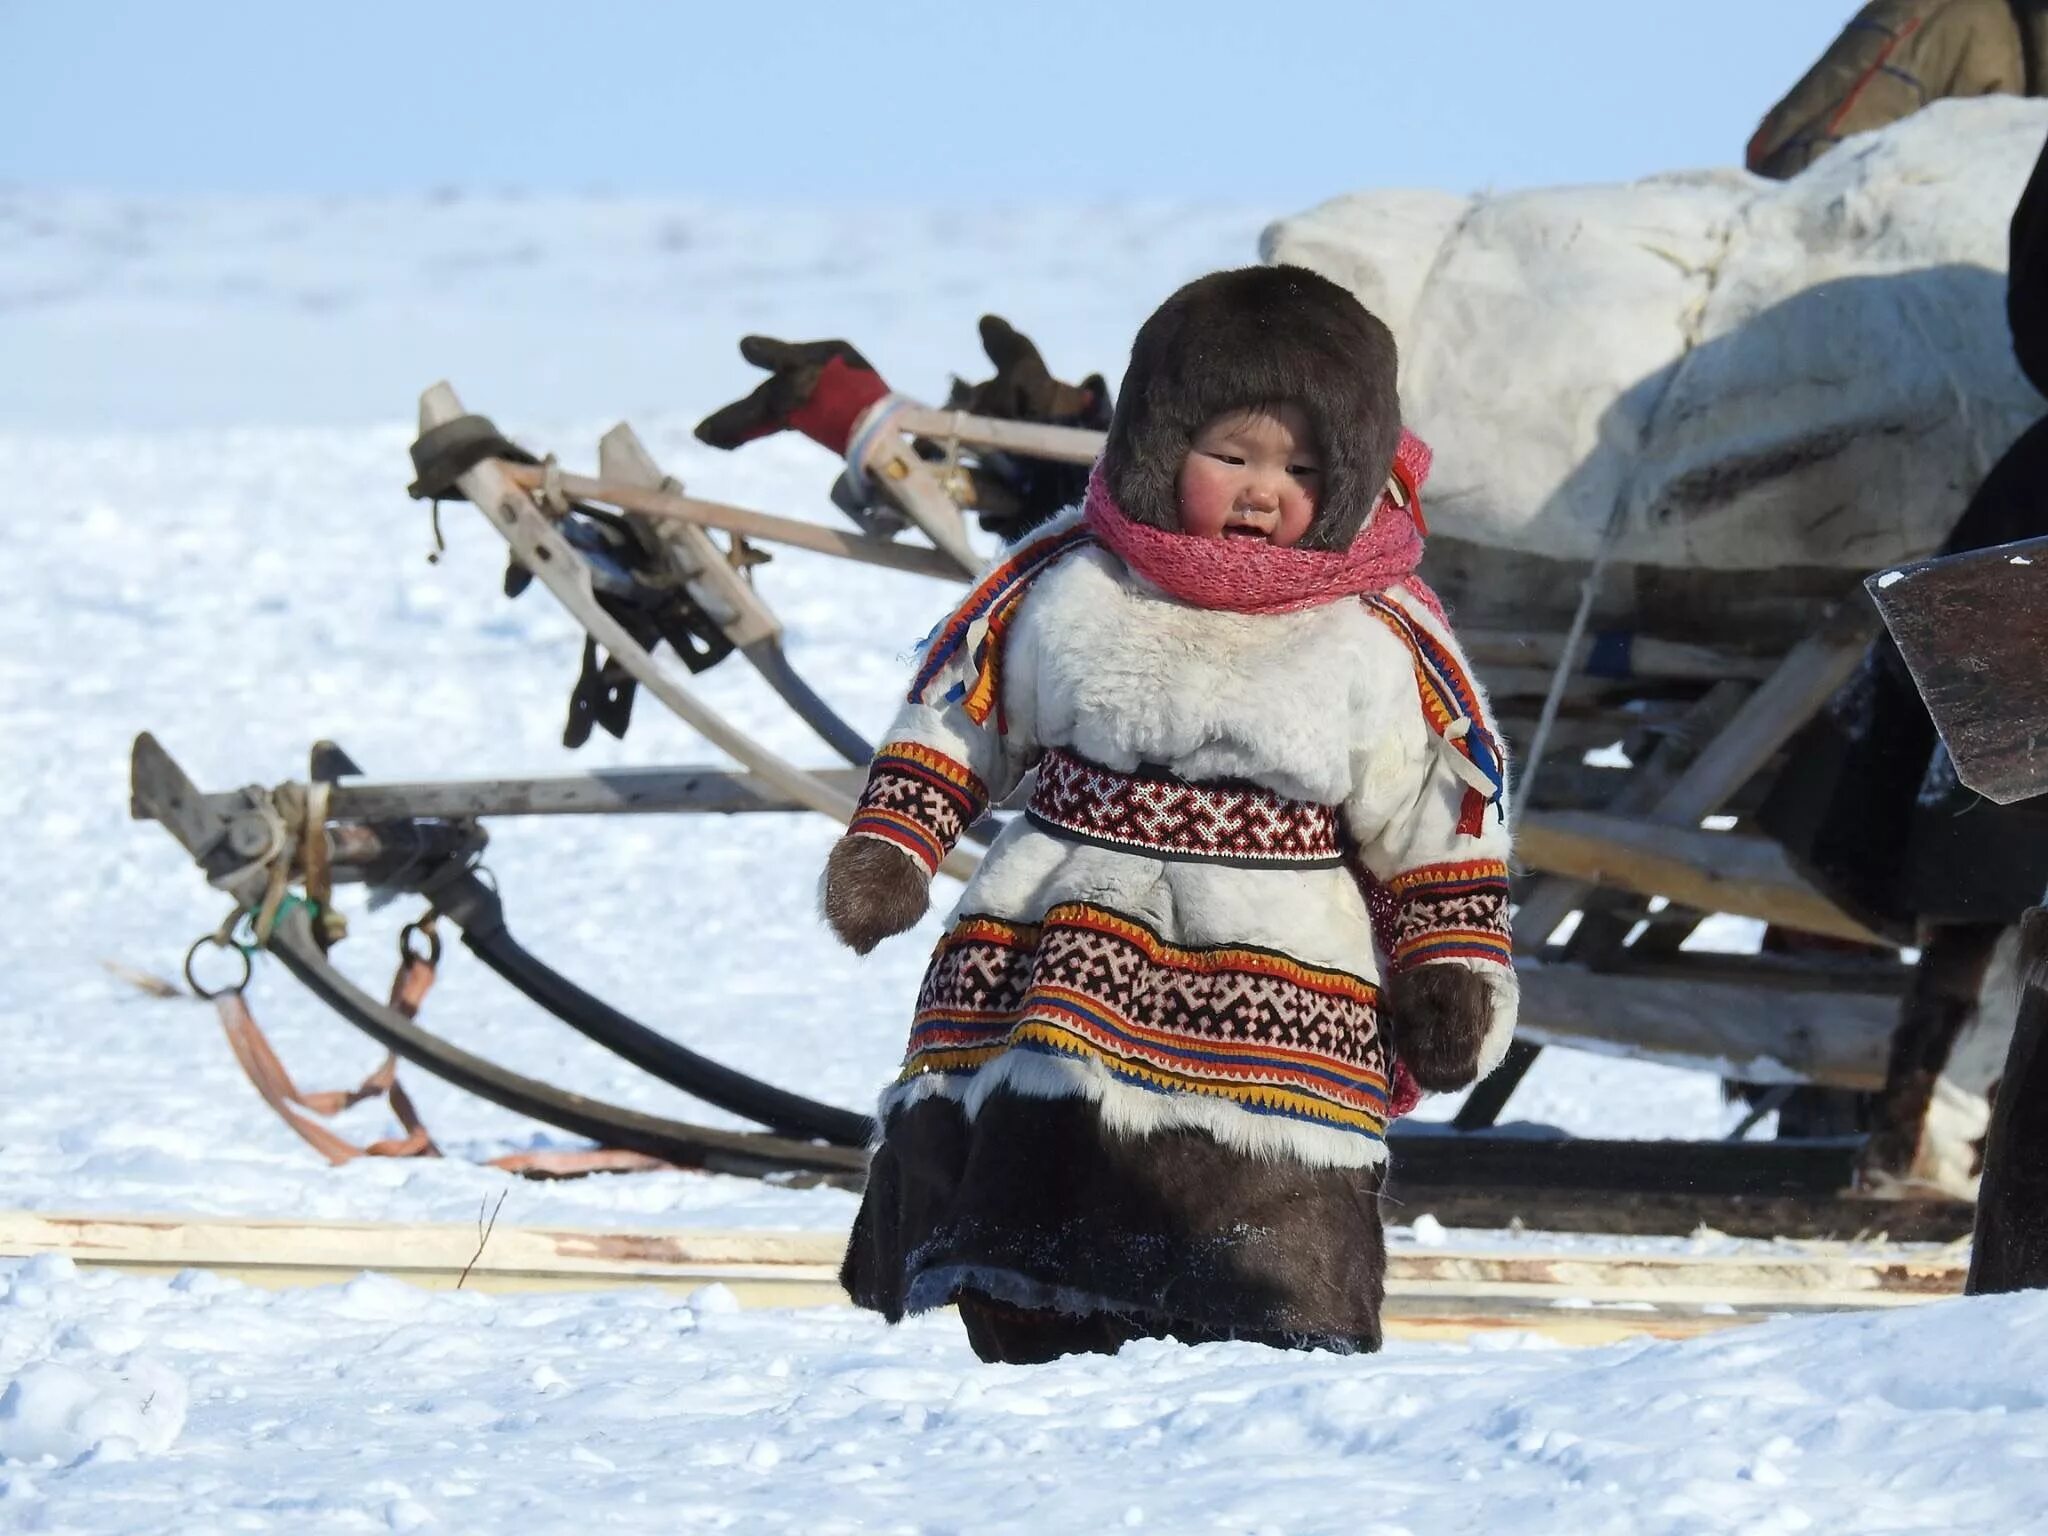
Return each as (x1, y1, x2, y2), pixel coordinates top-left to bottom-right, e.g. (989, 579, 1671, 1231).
(1025, 747, 1346, 868)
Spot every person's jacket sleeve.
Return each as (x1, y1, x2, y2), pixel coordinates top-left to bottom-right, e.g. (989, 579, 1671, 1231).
(1747, 0, 2027, 180)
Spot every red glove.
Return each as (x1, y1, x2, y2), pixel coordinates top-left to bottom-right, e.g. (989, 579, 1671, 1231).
(694, 336, 892, 457)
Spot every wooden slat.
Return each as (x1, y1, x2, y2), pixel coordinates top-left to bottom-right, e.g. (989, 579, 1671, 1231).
(1462, 629, 1778, 682)
(597, 423, 780, 648)
(890, 406, 1104, 465)
(1511, 610, 1876, 964)
(325, 767, 871, 822)
(1513, 679, 1754, 953)
(497, 461, 968, 582)
(854, 429, 985, 576)
(1515, 964, 1896, 1089)
(1654, 605, 1878, 826)
(1388, 1185, 1974, 1243)
(1515, 810, 1887, 944)
(0, 1213, 1962, 1338)
(420, 384, 977, 885)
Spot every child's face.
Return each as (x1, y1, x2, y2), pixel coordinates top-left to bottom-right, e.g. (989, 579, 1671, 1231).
(1175, 405, 1321, 547)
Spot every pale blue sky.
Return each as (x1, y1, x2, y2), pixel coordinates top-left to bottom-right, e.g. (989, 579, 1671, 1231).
(2, 1, 1858, 203)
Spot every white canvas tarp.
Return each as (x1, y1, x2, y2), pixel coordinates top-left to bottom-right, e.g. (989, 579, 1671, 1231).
(1262, 98, 2048, 571)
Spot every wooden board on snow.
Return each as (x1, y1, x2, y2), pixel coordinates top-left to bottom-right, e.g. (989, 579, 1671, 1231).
(0, 1212, 1967, 1347)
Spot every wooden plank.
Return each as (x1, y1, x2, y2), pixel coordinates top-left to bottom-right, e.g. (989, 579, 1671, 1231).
(853, 427, 985, 576)
(1462, 629, 1778, 682)
(890, 406, 1104, 465)
(1389, 1128, 1860, 1195)
(1466, 667, 1649, 706)
(1515, 810, 1887, 944)
(1513, 680, 1754, 953)
(1653, 604, 1878, 827)
(1512, 610, 1875, 970)
(325, 767, 872, 821)
(1868, 533, 2048, 805)
(1514, 964, 1895, 1089)
(596, 424, 780, 649)
(1387, 1248, 1959, 1307)
(128, 731, 231, 864)
(1594, 948, 1910, 995)
(0, 1213, 1961, 1334)
(1387, 1185, 1975, 1243)
(496, 461, 968, 582)
(1382, 1307, 1767, 1344)
(419, 384, 977, 885)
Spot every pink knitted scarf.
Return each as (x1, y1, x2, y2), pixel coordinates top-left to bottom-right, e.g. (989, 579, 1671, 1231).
(1084, 429, 1438, 615)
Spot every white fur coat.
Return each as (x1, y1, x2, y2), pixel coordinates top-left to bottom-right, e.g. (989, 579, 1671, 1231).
(859, 511, 1518, 1168)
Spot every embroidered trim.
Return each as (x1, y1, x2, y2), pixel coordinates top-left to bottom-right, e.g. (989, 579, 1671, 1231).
(900, 901, 1391, 1142)
(1024, 747, 1345, 869)
(1362, 592, 1505, 836)
(847, 742, 990, 875)
(910, 522, 1095, 727)
(1385, 860, 1513, 971)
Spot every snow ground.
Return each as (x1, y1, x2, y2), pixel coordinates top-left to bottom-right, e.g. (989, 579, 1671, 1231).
(4, 1256, 2046, 1536)
(0, 189, 2020, 1532)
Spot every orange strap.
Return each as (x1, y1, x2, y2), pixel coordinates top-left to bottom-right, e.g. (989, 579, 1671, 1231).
(214, 949, 442, 1164)
(216, 944, 684, 1178)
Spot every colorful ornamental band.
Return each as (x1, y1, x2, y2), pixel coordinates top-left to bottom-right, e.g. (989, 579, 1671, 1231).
(847, 742, 990, 874)
(910, 522, 1096, 730)
(1026, 747, 1346, 869)
(904, 901, 1393, 1141)
(1361, 593, 1505, 838)
(1383, 860, 1514, 971)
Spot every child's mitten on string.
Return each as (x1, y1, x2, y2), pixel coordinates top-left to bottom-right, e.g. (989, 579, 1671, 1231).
(1384, 965, 1493, 1091)
(821, 836, 932, 954)
(694, 336, 891, 455)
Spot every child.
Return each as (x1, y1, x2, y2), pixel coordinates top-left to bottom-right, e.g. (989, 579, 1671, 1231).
(824, 265, 1517, 1362)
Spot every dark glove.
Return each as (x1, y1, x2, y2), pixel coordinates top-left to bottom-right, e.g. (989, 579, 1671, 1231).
(950, 315, 1109, 425)
(695, 336, 892, 456)
(1383, 965, 1493, 1092)
(821, 836, 932, 954)
(946, 316, 1111, 542)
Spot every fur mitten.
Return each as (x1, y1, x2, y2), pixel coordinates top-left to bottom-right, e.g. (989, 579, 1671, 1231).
(1385, 964, 1493, 1091)
(947, 315, 1112, 543)
(822, 836, 932, 954)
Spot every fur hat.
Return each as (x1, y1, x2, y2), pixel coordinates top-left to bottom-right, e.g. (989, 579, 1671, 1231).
(1099, 264, 1402, 552)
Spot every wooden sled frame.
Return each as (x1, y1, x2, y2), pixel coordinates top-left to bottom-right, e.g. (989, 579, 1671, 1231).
(416, 383, 1907, 1091)
(127, 378, 1943, 1224)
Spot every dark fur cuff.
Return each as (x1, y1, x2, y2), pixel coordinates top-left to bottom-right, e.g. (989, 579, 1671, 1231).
(1384, 860, 1512, 972)
(847, 742, 990, 875)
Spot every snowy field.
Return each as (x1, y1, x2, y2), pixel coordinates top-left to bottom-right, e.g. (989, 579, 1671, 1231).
(2, 189, 2035, 1532)
(3, 1254, 2045, 1536)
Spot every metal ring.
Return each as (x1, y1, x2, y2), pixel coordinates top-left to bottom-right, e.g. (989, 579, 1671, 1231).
(184, 934, 253, 1000)
(400, 919, 443, 968)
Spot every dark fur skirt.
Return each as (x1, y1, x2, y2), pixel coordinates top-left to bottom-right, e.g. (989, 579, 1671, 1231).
(841, 1088, 1388, 1361)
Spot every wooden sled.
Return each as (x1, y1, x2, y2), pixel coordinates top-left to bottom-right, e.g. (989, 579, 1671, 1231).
(411, 384, 1907, 1091)
(127, 378, 1955, 1230)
